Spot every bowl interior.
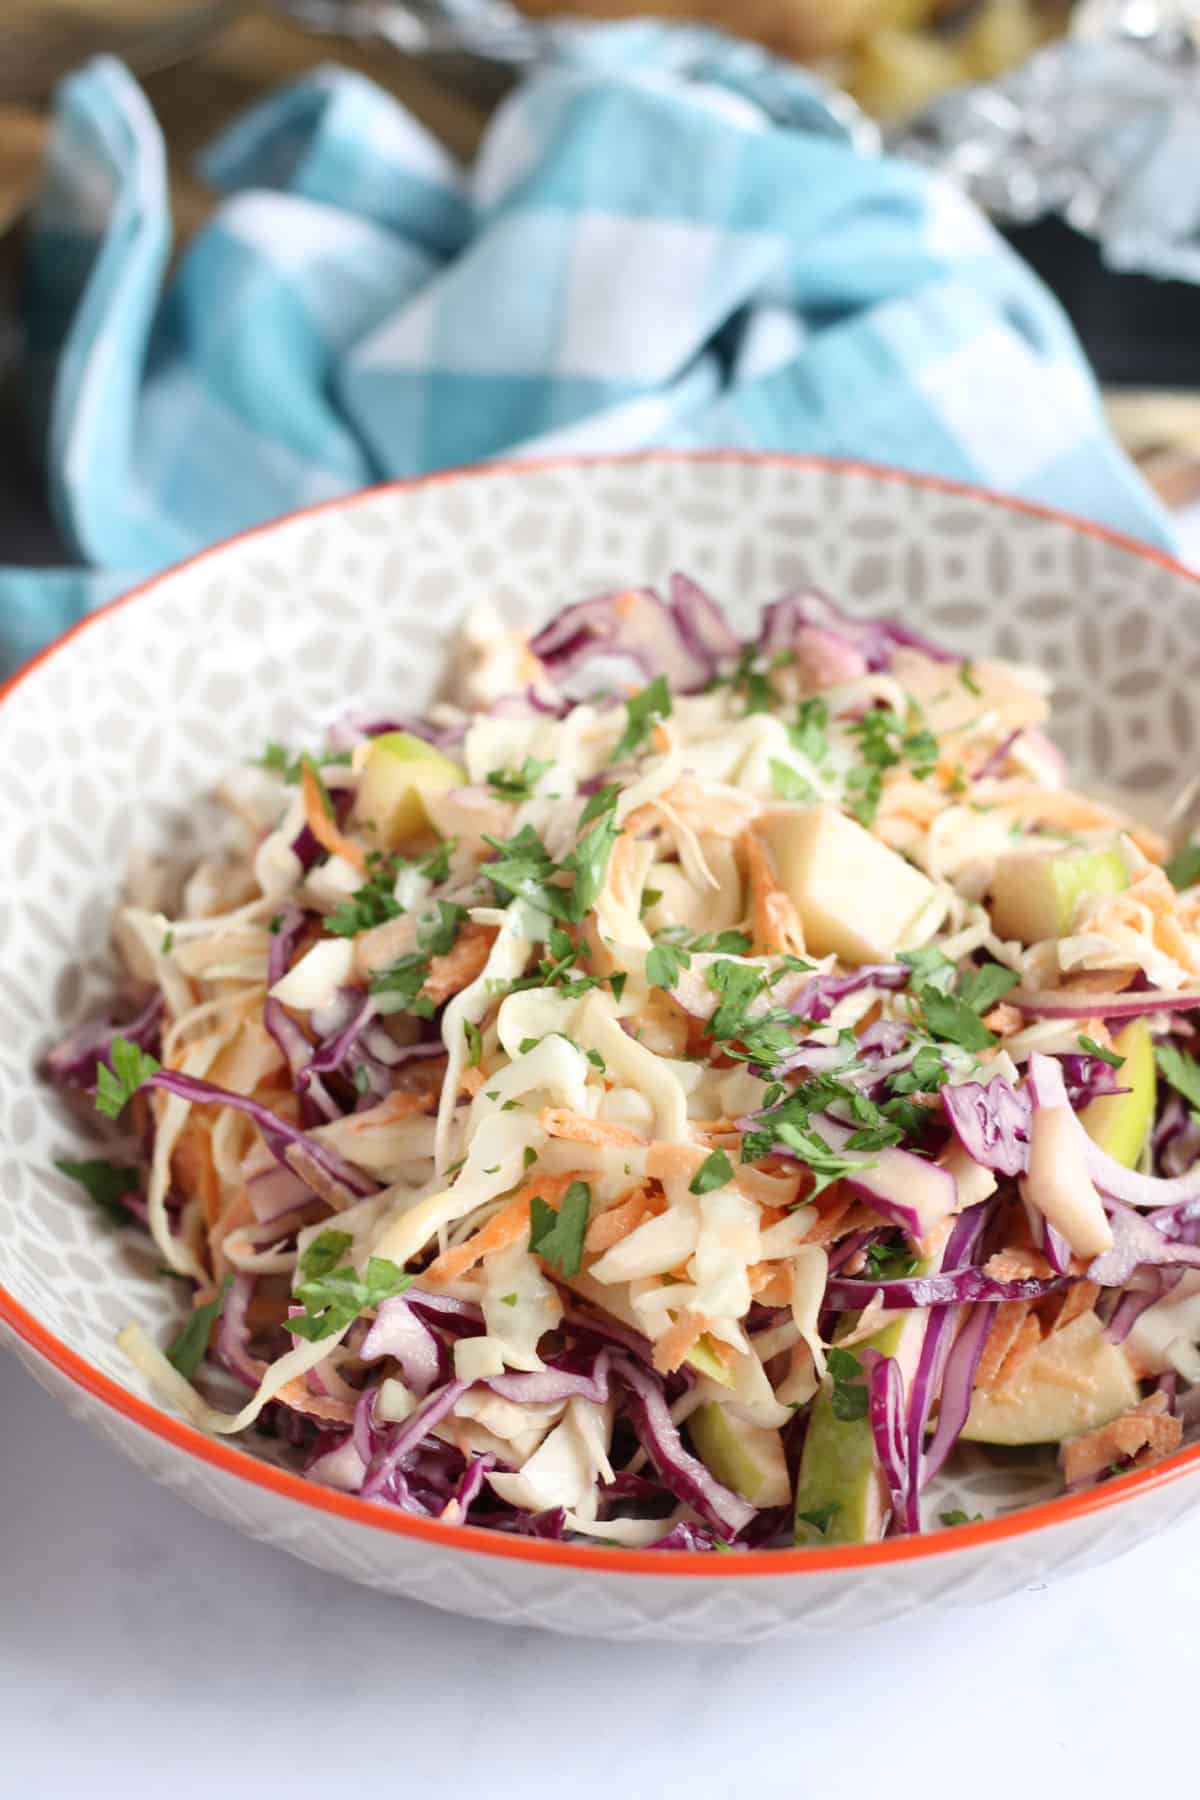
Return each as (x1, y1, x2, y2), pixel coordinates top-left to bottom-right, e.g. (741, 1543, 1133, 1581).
(4, 453, 1200, 1538)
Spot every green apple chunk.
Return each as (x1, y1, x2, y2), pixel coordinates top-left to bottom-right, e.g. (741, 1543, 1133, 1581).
(989, 844, 1128, 945)
(353, 732, 465, 850)
(761, 804, 940, 966)
(793, 1308, 926, 1546)
(960, 1312, 1138, 1446)
(688, 1404, 790, 1506)
(1079, 1019, 1155, 1171)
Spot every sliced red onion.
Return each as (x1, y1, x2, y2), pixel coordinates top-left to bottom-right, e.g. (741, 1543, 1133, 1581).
(902, 1202, 992, 1528)
(360, 1295, 448, 1396)
(1013, 988, 1200, 1020)
(645, 1521, 727, 1551)
(614, 1356, 755, 1536)
(921, 1301, 992, 1487)
(486, 1351, 611, 1407)
(758, 589, 955, 673)
(857, 1021, 913, 1058)
(972, 727, 1022, 782)
(305, 1430, 367, 1490)
(530, 586, 716, 696)
(1104, 1269, 1183, 1344)
(789, 963, 909, 1024)
(214, 1271, 263, 1390)
(291, 786, 355, 872)
(361, 1377, 470, 1501)
(863, 1350, 909, 1532)
(813, 1117, 958, 1244)
(142, 1069, 376, 1198)
(1088, 1197, 1200, 1287)
(1030, 1051, 1200, 1213)
(826, 1267, 1066, 1308)
(400, 1295, 486, 1350)
(941, 1077, 1030, 1177)
(826, 1227, 886, 1275)
(449, 1452, 497, 1520)
(46, 990, 164, 1089)
(668, 571, 740, 671)
(561, 1305, 656, 1366)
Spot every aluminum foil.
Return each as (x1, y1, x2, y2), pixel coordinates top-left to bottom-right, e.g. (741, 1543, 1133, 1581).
(283, 0, 1200, 283)
(894, 1, 1200, 282)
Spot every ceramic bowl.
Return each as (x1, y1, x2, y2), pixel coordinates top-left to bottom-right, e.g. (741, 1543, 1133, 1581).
(4, 452, 1200, 1643)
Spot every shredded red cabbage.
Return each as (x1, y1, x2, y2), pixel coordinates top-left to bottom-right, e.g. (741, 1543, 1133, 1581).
(941, 1077, 1030, 1177)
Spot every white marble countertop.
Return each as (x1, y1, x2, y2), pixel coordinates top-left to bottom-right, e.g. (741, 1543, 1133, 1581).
(1, 1346, 1194, 1800)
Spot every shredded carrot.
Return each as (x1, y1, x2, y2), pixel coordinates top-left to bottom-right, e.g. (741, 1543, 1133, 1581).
(208, 1187, 254, 1276)
(542, 1107, 646, 1148)
(583, 1187, 663, 1254)
(1060, 1392, 1182, 1485)
(646, 1141, 709, 1182)
(424, 921, 497, 1006)
(274, 1378, 357, 1425)
(797, 1195, 850, 1245)
(651, 720, 673, 754)
(982, 1001, 1023, 1037)
(423, 1170, 583, 1285)
(974, 1301, 1031, 1393)
(1041, 1279, 1100, 1335)
(459, 1066, 486, 1098)
(984, 1247, 1055, 1282)
(300, 761, 367, 873)
(740, 827, 807, 957)
(993, 1314, 1045, 1398)
(172, 1116, 222, 1229)
(652, 1311, 712, 1374)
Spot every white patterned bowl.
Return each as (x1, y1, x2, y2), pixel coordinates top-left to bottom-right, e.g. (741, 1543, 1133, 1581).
(4, 452, 1200, 1643)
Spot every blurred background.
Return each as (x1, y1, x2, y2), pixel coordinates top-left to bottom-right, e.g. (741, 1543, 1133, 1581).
(2, 0, 1199, 568)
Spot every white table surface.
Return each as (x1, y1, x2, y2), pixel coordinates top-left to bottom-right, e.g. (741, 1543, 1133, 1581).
(1, 1346, 1194, 1800)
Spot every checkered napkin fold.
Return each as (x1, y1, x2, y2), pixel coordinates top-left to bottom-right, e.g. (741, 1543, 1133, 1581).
(0, 21, 1172, 678)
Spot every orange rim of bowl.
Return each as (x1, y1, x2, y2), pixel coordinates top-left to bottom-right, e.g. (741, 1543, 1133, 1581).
(4, 449, 1200, 1578)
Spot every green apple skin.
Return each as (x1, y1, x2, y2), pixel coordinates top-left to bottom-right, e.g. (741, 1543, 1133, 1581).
(793, 1310, 925, 1547)
(1079, 1019, 1155, 1170)
(989, 846, 1128, 945)
(353, 732, 464, 849)
(688, 1404, 790, 1506)
(960, 1313, 1138, 1446)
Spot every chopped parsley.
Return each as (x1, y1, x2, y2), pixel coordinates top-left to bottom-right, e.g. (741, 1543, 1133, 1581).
(370, 954, 436, 1018)
(917, 986, 997, 1053)
(898, 946, 956, 994)
(251, 742, 353, 785)
(863, 1239, 921, 1281)
(729, 646, 776, 715)
(483, 788, 620, 924)
(689, 1149, 734, 1195)
(1155, 1043, 1200, 1119)
(528, 1179, 591, 1277)
(160, 929, 174, 955)
(956, 961, 1020, 1015)
(844, 705, 938, 827)
(418, 900, 467, 956)
(289, 1230, 412, 1341)
(790, 697, 830, 765)
(1079, 1033, 1124, 1070)
(612, 676, 672, 762)
(958, 662, 982, 698)
(1166, 843, 1200, 891)
(168, 1276, 233, 1379)
(463, 1019, 483, 1067)
(486, 756, 552, 800)
(54, 1157, 140, 1225)
(769, 759, 817, 804)
(827, 1346, 869, 1422)
(94, 1038, 160, 1120)
(327, 855, 406, 937)
(646, 941, 691, 991)
(939, 1509, 983, 1528)
(586, 1048, 606, 1072)
(775, 1124, 871, 1200)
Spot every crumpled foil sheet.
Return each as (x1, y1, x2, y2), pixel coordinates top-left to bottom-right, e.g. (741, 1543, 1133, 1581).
(893, 1, 1200, 282)
(286, 0, 1200, 283)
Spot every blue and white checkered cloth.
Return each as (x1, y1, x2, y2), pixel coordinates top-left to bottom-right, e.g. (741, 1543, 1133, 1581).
(0, 23, 1173, 678)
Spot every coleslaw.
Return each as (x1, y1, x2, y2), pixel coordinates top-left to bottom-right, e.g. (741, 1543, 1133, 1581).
(46, 577, 1200, 1549)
